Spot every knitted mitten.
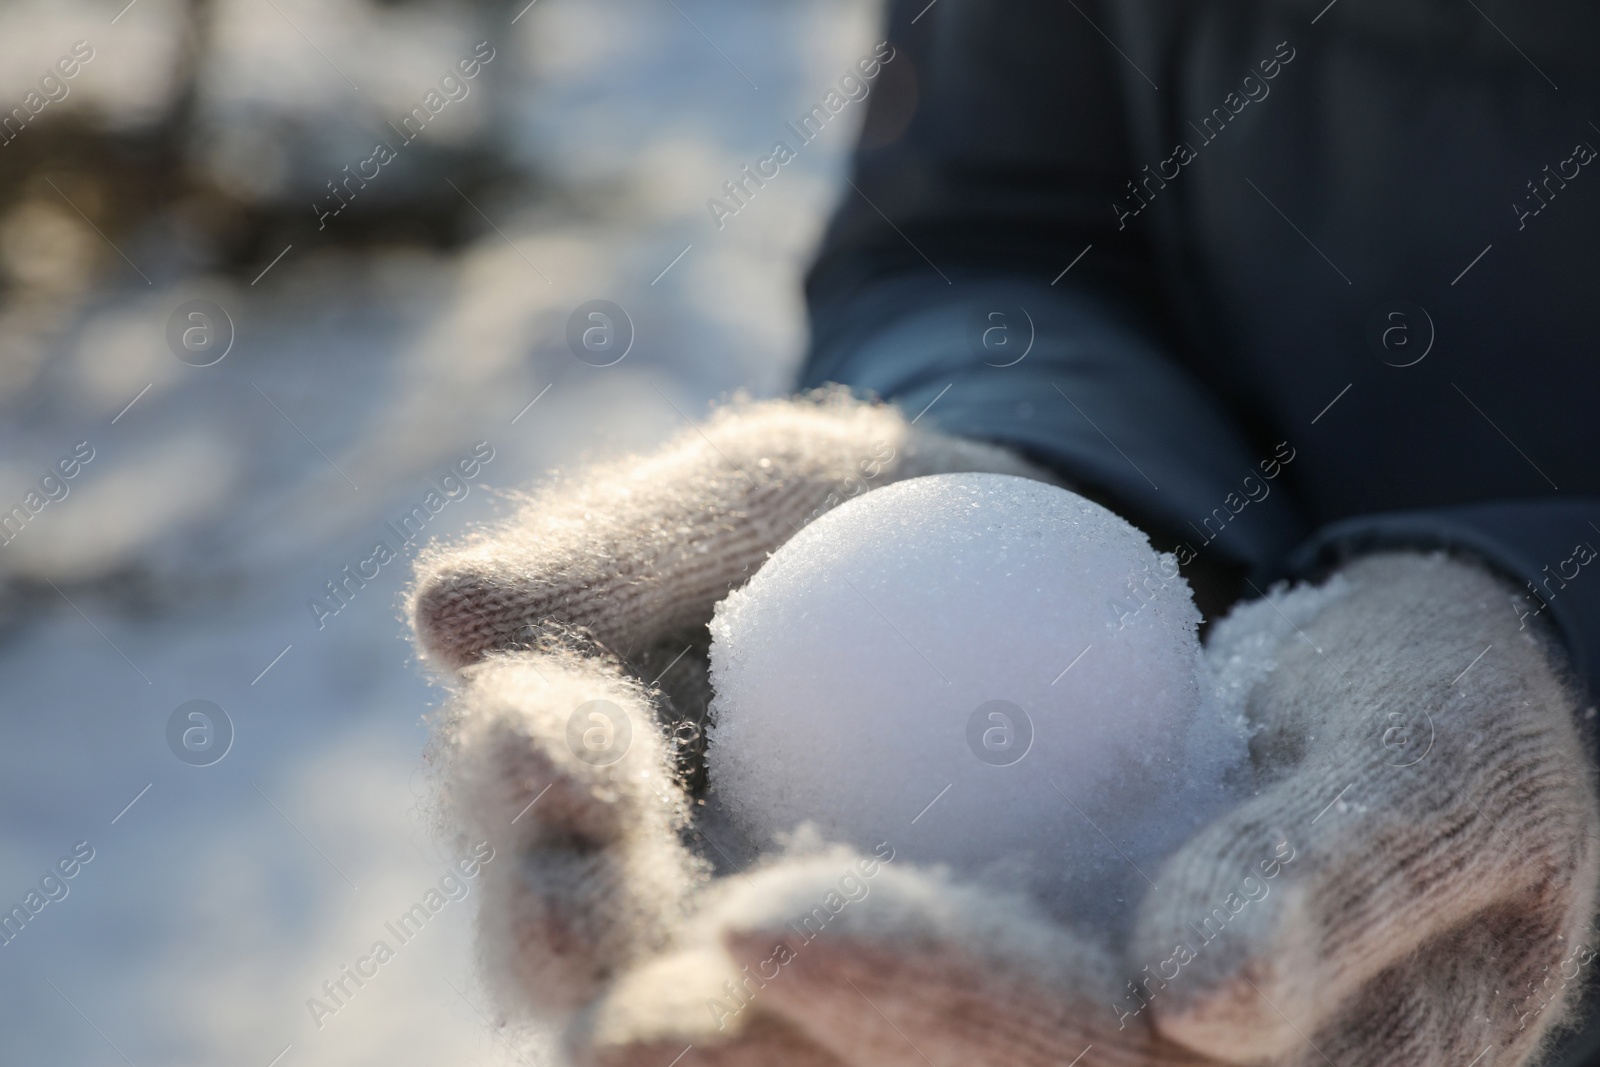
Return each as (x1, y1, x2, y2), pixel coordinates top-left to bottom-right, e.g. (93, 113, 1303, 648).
(412, 387, 1051, 674)
(1131, 552, 1600, 1066)
(432, 648, 702, 1015)
(570, 849, 1218, 1067)
(413, 391, 1055, 1022)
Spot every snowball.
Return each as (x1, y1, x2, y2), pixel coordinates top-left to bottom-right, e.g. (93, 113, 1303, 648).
(707, 473, 1250, 926)
(1200, 572, 1354, 729)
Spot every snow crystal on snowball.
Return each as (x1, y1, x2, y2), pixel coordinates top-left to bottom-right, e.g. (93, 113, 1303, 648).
(707, 473, 1251, 927)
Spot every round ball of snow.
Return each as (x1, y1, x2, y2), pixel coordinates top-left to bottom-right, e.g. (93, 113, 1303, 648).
(707, 473, 1247, 923)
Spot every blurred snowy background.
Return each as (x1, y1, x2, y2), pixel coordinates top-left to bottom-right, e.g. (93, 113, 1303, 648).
(0, 0, 879, 1063)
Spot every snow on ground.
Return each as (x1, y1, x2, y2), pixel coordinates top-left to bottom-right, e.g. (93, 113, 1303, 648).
(0, 1, 880, 1063)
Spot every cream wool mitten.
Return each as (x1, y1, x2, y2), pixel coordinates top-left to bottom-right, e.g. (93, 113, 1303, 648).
(569, 846, 1220, 1067)
(413, 392, 1052, 1020)
(1131, 552, 1600, 1066)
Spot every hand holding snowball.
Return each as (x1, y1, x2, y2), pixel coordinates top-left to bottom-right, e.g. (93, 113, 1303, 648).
(1131, 553, 1599, 1066)
(411, 391, 1599, 1067)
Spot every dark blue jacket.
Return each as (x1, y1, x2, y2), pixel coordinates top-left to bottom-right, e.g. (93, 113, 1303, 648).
(802, 0, 1600, 708)
(799, 3, 1600, 1057)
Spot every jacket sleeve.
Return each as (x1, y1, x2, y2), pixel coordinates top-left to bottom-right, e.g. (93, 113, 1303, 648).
(799, 0, 1600, 706)
(799, 0, 1305, 571)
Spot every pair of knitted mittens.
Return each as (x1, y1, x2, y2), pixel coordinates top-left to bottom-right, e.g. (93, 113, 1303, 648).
(412, 391, 1599, 1066)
